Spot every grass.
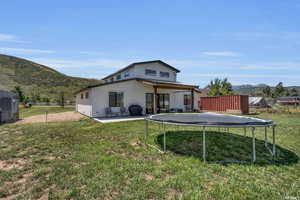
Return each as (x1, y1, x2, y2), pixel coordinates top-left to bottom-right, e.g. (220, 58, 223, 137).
(19, 106, 75, 118)
(0, 113, 299, 199)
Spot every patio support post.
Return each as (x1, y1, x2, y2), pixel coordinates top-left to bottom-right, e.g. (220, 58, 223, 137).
(264, 126, 268, 147)
(145, 120, 148, 146)
(191, 89, 194, 112)
(272, 125, 276, 156)
(163, 121, 166, 152)
(252, 127, 256, 163)
(153, 86, 157, 114)
(244, 127, 246, 136)
(202, 126, 206, 162)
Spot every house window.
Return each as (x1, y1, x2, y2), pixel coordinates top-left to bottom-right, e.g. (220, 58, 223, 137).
(110, 77, 114, 82)
(109, 92, 124, 107)
(116, 74, 121, 80)
(184, 94, 192, 105)
(145, 69, 157, 76)
(85, 92, 89, 99)
(81, 93, 84, 99)
(124, 71, 130, 77)
(160, 71, 170, 78)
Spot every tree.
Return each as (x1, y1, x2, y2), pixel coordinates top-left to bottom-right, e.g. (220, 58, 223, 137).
(273, 82, 285, 97)
(42, 97, 51, 105)
(208, 78, 234, 96)
(290, 88, 299, 96)
(12, 86, 25, 103)
(284, 89, 291, 97)
(262, 86, 272, 97)
(58, 92, 65, 107)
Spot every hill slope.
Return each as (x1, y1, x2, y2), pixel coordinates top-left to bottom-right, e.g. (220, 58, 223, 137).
(233, 84, 300, 95)
(0, 54, 102, 102)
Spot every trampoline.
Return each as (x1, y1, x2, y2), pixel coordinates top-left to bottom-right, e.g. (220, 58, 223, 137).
(144, 112, 276, 163)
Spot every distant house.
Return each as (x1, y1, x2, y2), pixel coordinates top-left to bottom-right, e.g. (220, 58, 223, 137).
(277, 96, 300, 106)
(75, 60, 200, 117)
(249, 97, 269, 108)
(0, 90, 19, 124)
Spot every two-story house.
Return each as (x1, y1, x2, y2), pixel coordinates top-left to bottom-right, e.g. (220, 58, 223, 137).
(75, 60, 200, 117)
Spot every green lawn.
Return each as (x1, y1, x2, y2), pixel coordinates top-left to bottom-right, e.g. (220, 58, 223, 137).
(0, 113, 299, 199)
(19, 106, 75, 118)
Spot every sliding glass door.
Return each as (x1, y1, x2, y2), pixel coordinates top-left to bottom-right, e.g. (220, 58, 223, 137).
(145, 93, 170, 114)
(157, 93, 169, 113)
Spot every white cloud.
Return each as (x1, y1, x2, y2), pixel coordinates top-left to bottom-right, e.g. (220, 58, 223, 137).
(31, 57, 129, 69)
(184, 73, 300, 79)
(0, 47, 55, 54)
(234, 32, 300, 41)
(79, 51, 105, 56)
(0, 33, 28, 43)
(167, 59, 300, 71)
(201, 51, 241, 57)
(0, 33, 16, 41)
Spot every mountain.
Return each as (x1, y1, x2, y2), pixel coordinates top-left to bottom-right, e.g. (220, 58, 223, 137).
(0, 54, 102, 102)
(233, 84, 300, 95)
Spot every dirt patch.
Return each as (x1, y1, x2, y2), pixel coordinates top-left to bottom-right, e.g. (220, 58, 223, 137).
(144, 174, 155, 181)
(166, 188, 183, 200)
(0, 159, 26, 171)
(16, 111, 84, 124)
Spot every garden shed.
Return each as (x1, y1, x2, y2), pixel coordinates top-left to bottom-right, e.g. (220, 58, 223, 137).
(0, 90, 19, 124)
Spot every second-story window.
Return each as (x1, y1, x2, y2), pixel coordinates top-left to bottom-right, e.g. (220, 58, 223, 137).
(160, 71, 170, 78)
(145, 69, 157, 76)
(85, 92, 89, 99)
(124, 71, 130, 77)
(116, 74, 121, 80)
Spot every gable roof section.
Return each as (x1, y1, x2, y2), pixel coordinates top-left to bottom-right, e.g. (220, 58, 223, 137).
(74, 78, 198, 94)
(102, 60, 180, 80)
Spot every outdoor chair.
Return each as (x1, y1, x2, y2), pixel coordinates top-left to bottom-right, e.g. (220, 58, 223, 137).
(105, 107, 112, 117)
(120, 107, 127, 116)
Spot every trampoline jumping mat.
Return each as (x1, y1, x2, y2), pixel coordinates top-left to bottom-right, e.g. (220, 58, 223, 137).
(146, 112, 273, 127)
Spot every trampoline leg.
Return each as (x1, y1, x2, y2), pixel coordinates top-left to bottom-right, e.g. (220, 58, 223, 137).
(272, 126, 276, 156)
(252, 127, 256, 163)
(203, 127, 206, 162)
(145, 120, 148, 146)
(264, 126, 268, 147)
(163, 123, 166, 152)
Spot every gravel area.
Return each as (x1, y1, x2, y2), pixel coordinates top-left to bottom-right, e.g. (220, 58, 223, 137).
(16, 111, 84, 124)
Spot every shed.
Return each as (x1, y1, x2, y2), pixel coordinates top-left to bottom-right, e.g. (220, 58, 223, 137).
(0, 90, 19, 124)
(249, 97, 269, 108)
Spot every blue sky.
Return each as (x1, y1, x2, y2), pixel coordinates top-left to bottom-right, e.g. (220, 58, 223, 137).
(0, 0, 299, 87)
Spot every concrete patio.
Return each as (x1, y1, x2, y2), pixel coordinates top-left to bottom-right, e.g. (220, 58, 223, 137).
(93, 116, 145, 123)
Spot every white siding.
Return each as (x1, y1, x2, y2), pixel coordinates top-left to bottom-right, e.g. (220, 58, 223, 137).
(76, 90, 93, 116)
(171, 91, 199, 111)
(132, 63, 177, 82)
(76, 81, 199, 117)
(91, 80, 154, 117)
(103, 62, 177, 83)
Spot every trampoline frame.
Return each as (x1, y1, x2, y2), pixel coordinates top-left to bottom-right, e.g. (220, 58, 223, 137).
(144, 114, 277, 163)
